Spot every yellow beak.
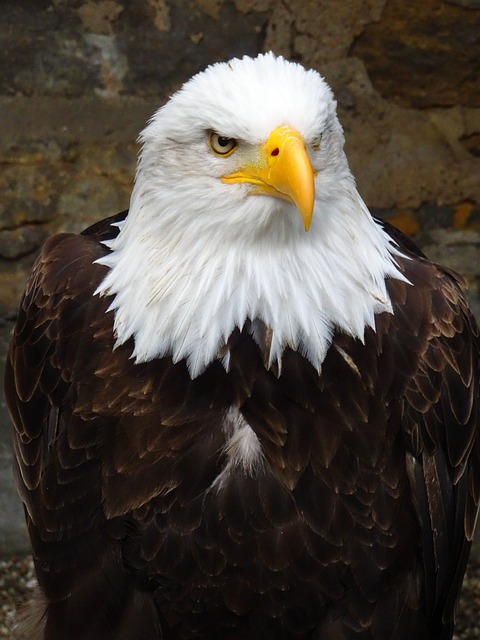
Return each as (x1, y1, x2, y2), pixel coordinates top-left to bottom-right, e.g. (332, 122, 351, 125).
(221, 126, 316, 231)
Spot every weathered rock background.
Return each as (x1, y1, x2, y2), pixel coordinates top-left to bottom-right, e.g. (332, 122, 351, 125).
(0, 0, 479, 560)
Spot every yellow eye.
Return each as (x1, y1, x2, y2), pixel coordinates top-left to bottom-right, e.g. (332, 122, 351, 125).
(209, 132, 238, 157)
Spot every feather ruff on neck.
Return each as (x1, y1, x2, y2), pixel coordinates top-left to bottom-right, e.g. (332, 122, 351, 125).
(95, 180, 407, 379)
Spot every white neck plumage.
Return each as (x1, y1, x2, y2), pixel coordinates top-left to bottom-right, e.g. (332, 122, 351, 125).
(95, 178, 406, 379)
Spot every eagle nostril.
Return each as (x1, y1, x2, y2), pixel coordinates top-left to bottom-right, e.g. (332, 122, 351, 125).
(271, 148, 279, 157)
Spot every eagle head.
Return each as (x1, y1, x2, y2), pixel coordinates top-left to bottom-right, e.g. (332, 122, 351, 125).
(134, 52, 350, 238)
(96, 53, 402, 378)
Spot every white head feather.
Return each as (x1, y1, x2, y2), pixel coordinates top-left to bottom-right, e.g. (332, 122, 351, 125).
(96, 52, 405, 378)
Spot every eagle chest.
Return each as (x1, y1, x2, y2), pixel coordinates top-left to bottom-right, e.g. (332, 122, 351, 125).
(116, 331, 414, 625)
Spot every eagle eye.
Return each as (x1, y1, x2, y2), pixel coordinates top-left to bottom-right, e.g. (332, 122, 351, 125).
(311, 135, 322, 150)
(209, 132, 238, 157)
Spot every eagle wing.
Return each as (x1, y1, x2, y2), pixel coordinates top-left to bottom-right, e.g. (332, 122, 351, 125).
(5, 212, 165, 637)
(392, 233, 480, 636)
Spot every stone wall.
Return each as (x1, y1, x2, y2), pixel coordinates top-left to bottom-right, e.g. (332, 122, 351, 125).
(0, 0, 479, 555)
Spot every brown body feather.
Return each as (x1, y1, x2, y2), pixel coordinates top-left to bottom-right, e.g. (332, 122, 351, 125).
(5, 212, 480, 639)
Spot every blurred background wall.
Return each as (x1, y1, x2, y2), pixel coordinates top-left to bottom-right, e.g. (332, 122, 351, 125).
(0, 0, 479, 554)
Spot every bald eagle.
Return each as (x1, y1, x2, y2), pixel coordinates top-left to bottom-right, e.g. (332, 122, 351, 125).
(5, 53, 480, 640)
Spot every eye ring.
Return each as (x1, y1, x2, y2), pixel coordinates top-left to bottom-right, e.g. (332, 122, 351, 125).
(209, 132, 238, 157)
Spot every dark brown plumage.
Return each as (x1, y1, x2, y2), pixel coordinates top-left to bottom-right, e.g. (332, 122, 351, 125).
(5, 210, 480, 639)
